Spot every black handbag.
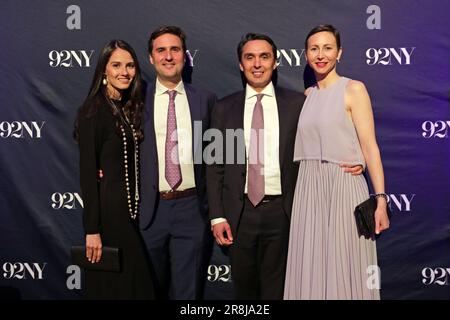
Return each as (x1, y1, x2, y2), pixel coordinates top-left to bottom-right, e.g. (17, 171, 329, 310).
(354, 196, 391, 237)
(70, 246, 121, 272)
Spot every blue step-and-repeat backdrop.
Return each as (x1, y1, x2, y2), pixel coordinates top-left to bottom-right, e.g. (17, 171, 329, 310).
(1, 0, 449, 300)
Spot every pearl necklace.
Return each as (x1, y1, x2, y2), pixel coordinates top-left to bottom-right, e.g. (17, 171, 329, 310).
(110, 98, 140, 220)
(120, 122, 139, 219)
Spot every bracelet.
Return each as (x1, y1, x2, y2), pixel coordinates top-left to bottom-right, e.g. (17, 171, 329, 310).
(374, 193, 388, 201)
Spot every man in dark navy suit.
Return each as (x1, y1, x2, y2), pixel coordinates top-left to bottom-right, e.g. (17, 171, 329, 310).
(207, 33, 306, 299)
(140, 26, 216, 299)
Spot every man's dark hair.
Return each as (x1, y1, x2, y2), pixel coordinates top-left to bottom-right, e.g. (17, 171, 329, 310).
(148, 25, 187, 54)
(237, 33, 277, 62)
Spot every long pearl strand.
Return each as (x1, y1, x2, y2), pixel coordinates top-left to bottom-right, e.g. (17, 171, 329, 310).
(120, 123, 139, 219)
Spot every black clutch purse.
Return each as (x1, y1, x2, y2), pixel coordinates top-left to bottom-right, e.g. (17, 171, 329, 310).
(354, 196, 391, 237)
(70, 246, 121, 272)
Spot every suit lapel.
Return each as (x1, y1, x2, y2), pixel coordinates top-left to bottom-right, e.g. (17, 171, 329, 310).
(235, 91, 246, 130)
(144, 83, 155, 129)
(185, 84, 201, 156)
(142, 82, 158, 180)
(235, 91, 247, 176)
(275, 88, 289, 167)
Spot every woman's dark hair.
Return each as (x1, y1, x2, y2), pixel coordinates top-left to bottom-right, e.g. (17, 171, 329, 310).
(73, 39, 144, 141)
(305, 24, 341, 49)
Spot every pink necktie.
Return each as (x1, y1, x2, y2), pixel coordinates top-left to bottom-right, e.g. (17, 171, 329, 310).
(247, 94, 265, 206)
(165, 90, 182, 190)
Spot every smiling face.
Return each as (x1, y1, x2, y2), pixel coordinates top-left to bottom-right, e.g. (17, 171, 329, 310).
(306, 31, 342, 78)
(239, 39, 277, 92)
(104, 48, 136, 99)
(149, 33, 185, 89)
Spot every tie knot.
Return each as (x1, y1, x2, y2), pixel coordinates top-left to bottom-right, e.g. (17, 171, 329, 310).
(256, 94, 264, 103)
(167, 90, 177, 101)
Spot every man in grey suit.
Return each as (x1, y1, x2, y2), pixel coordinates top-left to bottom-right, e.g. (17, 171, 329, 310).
(140, 26, 216, 299)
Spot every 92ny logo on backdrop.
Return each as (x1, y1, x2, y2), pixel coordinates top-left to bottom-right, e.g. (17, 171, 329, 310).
(207, 265, 232, 282)
(51, 192, 83, 210)
(277, 49, 305, 67)
(422, 121, 450, 138)
(387, 194, 415, 212)
(2, 262, 46, 280)
(422, 267, 450, 285)
(49, 50, 94, 68)
(0, 121, 45, 139)
(366, 47, 415, 65)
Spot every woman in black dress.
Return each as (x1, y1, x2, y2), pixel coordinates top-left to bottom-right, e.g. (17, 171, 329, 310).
(74, 40, 154, 299)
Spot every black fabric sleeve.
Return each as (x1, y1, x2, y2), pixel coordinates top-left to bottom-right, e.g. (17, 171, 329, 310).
(78, 113, 101, 234)
(206, 100, 225, 220)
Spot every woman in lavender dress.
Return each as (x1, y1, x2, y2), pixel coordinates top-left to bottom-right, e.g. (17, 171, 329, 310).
(284, 25, 390, 300)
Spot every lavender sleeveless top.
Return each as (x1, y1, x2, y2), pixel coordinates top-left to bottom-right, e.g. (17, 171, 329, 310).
(293, 77, 366, 168)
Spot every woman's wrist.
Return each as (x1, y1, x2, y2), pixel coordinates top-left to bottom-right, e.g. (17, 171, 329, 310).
(374, 192, 388, 201)
(374, 193, 388, 207)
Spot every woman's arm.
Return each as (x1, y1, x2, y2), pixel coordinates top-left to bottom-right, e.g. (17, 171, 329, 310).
(78, 113, 103, 261)
(346, 80, 390, 234)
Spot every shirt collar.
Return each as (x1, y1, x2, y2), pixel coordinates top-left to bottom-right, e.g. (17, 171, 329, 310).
(155, 78, 185, 96)
(245, 82, 275, 100)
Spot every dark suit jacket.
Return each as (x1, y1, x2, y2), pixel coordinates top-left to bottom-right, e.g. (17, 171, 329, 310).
(139, 82, 216, 230)
(206, 86, 305, 237)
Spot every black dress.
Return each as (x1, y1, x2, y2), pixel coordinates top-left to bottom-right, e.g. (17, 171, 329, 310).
(78, 97, 155, 299)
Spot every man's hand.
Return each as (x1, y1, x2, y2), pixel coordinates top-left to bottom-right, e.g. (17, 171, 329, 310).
(212, 221, 234, 246)
(340, 164, 363, 175)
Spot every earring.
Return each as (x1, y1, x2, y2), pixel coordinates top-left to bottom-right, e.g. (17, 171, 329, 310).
(337, 58, 340, 63)
(102, 76, 108, 86)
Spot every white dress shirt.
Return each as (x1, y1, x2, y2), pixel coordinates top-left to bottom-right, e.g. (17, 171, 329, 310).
(154, 79, 195, 192)
(211, 82, 281, 226)
(243, 82, 282, 195)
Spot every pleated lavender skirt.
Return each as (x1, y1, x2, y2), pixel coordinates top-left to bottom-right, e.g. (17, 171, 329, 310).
(284, 160, 380, 300)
